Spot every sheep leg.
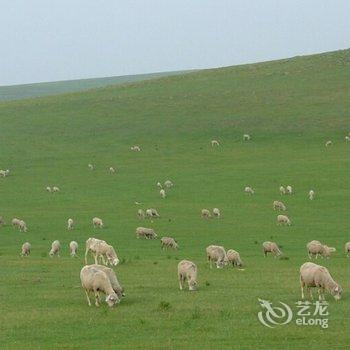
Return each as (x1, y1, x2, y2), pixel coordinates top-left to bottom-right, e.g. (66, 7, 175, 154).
(300, 278, 305, 299)
(84, 248, 89, 264)
(317, 288, 323, 301)
(94, 291, 101, 307)
(84, 290, 92, 306)
(178, 275, 183, 290)
(93, 253, 98, 264)
(307, 287, 313, 300)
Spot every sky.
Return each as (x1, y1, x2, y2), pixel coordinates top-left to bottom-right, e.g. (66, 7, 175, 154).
(1, 0, 350, 86)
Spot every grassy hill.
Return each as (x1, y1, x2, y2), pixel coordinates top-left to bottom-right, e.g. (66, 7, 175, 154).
(1, 48, 350, 349)
(0, 70, 191, 101)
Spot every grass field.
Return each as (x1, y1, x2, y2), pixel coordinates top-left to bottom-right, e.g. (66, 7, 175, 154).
(1, 48, 350, 349)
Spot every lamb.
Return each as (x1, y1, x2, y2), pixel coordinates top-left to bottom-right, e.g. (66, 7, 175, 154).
(69, 241, 78, 257)
(226, 249, 243, 267)
(67, 218, 74, 230)
(279, 186, 286, 195)
(201, 209, 211, 219)
(286, 185, 293, 195)
(18, 220, 27, 232)
(161, 237, 178, 250)
(325, 140, 332, 147)
(85, 238, 119, 266)
(131, 145, 141, 151)
(137, 209, 145, 219)
(136, 227, 157, 239)
(263, 241, 282, 257)
(52, 186, 60, 193)
(80, 265, 120, 307)
(46, 186, 52, 192)
(212, 208, 221, 218)
(92, 217, 103, 228)
(345, 242, 350, 257)
(277, 214, 291, 226)
(206, 245, 228, 268)
(160, 189, 166, 198)
(146, 208, 160, 219)
(211, 140, 220, 146)
(49, 240, 61, 257)
(109, 167, 116, 173)
(300, 262, 342, 301)
(21, 242, 31, 256)
(164, 180, 173, 188)
(243, 134, 251, 141)
(308, 190, 315, 200)
(88, 163, 94, 170)
(244, 186, 254, 195)
(178, 260, 198, 291)
(273, 200, 286, 211)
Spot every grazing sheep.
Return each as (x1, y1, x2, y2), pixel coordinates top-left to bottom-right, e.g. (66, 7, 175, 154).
(136, 227, 157, 239)
(69, 241, 78, 257)
(161, 237, 178, 250)
(156, 182, 163, 189)
(84, 238, 119, 266)
(211, 140, 220, 146)
(0, 169, 9, 177)
(243, 134, 251, 141)
(160, 189, 166, 198)
(137, 209, 145, 219)
(277, 214, 291, 226)
(212, 208, 220, 218)
(286, 185, 293, 195)
(322, 245, 336, 259)
(226, 249, 243, 267)
(18, 220, 27, 232)
(67, 218, 74, 230)
(88, 164, 94, 170)
(52, 186, 60, 193)
(46, 186, 52, 193)
(92, 217, 103, 228)
(345, 242, 350, 257)
(21, 242, 31, 257)
(309, 190, 315, 200)
(307, 240, 323, 259)
(325, 140, 332, 147)
(206, 245, 228, 268)
(273, 200, 286, 211)
(12, 218, 20, 228)
(201, 209, 211, 219)
(109, 167, 116, 173)
(131, 145, 141, 151)
(164, 180, 173, 188)
(178, 260, 197, 291)
(300, 262, 342, 301)
(279, 186, 286, 195)
(345, 136, 350, 142)
(244, 186, 254, 195)
(49, 240, 61, 257)
(80, 265, 120, 307)
(263, 241, 282, 257)
(146, 208, 160, 219)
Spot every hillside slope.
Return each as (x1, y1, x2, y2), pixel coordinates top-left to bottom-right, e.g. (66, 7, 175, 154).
(0, 49, 350, 349)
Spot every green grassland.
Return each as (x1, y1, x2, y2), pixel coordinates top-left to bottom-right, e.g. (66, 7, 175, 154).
(0, 70, 191, 102)
(0, 49, 350, 349)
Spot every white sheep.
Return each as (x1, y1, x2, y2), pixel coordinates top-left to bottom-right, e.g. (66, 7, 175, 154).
(18, 220, 27, 232)
(52, 186, 60, 193)
(273, 200, 286, 211)
(226, 249, 243, 267)
(92, 217, 103, 228)
(67, 218, 74, 230)
(244, 186, 254, 195)
(178, 260, 198, 291)
(345, 136, 350, 142)
(308, 190, 315, 200)
(137, 209, 145, 219)
(0, 169, 9, 177)
(156, 181, 163, 189)
(160, 189, 166, 198)
(46, 186, 52, 193)
(211, 140, 220, 146)
(135, 227, 157, 239)
(109, 167, 116, 173)
(212, 208, 220, 218)
(161, 237, 178, 250)
(131, 145, 141, 151)
(279, 186, 286, 195)
(146, 208, 160, 219)
(80, 265, 120, 307)
(286, 185, 293, 195)
(263, 241, 282, 257)
(277, 214, 291, 226)
(21, 242, 31, 257)
(88, 164, 94, 170)
(300, 262, 342, 301)
(206, 245, 228, 268)
(69, 241, 78, 257)
(85, 238, 119, 266)
(49, 240, 61, 257)
(243, 134, 251, 141)
(164, 180, 173, 188)
(12, 218, 20, 228)
(201, 209, 211, 219)
(307, 240, 323, 259)
(345, 242, 350, 257)
(325, 140, 332, 147)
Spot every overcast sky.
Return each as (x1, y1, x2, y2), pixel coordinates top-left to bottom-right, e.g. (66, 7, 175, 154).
(1, 0, 350, 86)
